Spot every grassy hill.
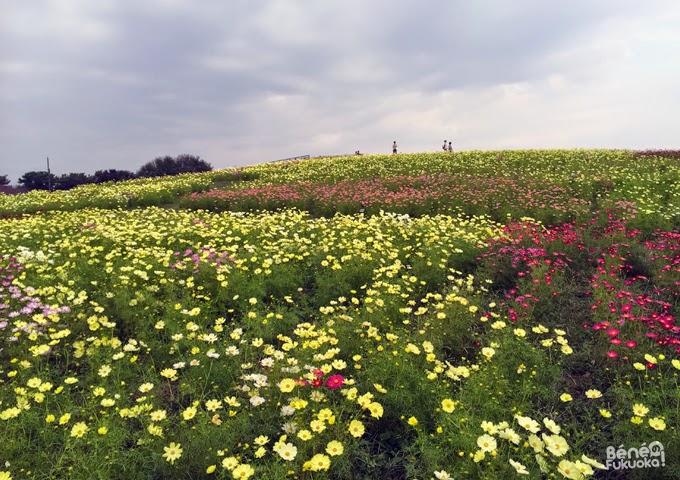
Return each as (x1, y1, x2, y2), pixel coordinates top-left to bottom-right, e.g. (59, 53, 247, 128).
(0, 150, 678, 479)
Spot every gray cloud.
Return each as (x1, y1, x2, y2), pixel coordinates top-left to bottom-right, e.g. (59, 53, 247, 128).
(1, 0, 679, 183)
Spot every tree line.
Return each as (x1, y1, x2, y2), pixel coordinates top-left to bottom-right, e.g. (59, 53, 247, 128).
(1, 154, 212, 191)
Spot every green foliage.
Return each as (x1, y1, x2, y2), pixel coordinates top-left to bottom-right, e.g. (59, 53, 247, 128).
(136, 154, 212, 178)
(0, 150, 679, 479)
(18, 170, 56, 190)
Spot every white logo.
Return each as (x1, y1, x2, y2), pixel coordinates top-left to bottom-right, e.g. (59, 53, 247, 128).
(605, 441, 665, 470)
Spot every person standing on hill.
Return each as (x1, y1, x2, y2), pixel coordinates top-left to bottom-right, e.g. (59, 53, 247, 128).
(392, 141, 398, 154)
(442, 140, 447, 151)
(448, 141, 453, 153)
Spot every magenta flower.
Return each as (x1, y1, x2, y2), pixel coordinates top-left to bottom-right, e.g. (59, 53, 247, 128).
(325, 375, 344, 390)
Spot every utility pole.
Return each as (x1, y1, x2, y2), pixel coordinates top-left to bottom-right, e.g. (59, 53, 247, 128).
(47, 157, 51, 192)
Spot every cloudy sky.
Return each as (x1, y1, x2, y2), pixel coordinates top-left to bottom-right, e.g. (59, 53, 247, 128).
(2, 1, 679, 183)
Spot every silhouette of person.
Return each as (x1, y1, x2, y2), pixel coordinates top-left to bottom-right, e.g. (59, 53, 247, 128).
(448, 141, 452, 153)
(443, 140, 447, 151)
(392, 141, 398, 154)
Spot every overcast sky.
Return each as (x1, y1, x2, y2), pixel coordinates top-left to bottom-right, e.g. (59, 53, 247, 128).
(2, 1, 679, 183)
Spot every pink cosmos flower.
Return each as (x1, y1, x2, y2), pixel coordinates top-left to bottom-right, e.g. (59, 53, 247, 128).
(606, 328, 620, 337)
(325, 375, 344, 390)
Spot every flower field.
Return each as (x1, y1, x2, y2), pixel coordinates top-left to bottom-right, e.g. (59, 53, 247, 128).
(0, 150, 679, 479)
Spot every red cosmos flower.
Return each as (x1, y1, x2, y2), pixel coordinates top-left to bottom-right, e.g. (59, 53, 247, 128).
(313, 369, 324, 378)
(610, 338, 622, 345)
(325, 375, 344, 390)
(312, 378, 323, 388)
(606, 351, 619, 358)
(625, 340, 637, 349)
(606, 328, 620, 337)
(646, 362, 657, 370)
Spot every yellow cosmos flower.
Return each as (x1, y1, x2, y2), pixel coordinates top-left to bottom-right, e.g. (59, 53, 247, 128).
(515, 415, 540, 433)
(70, 422, 89, 438)
(632, 403, 649, 417)
(274, 442, 297, 461)
(221, 456, 239, 470)
(441, 398, 455, 413)
(528, 434, 544, 453)
(26, 378, 42, 388)
(477, 434, 497, 452)
(326, 440, 344, 456)
(648, 417, 666, 431)
(205, 399, 222, 412)
(368, 402, 384, 419)
(481, 347, 495, 360)
(580, 454, 606, 469)
(373, 383, 388, 394)
(557, 460, 581, 480)
(509, 458, 529, 475)
(543, 434, 570, 457)
(348, 420, 365, 438)
(182, 406, 197, 421)
(138, 383, 154, 393)
(162, 443, 183, 465)
(160, 368, 178, 380)
(585, 389, 602, 399)
(279, 378, 296, 393)
(232, 463, 255, 478)
(308, 453, 331, 471)
(310, 419, 326, 433)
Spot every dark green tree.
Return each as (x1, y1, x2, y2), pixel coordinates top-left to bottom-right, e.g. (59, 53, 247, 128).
(175, 154, 213, 174)
(18, 171, 56, 190)
(54, 172, 94, 190)
(93, 169, 135, 183)
(136, 154, 212, 178)
(0, 175, 10, 186)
